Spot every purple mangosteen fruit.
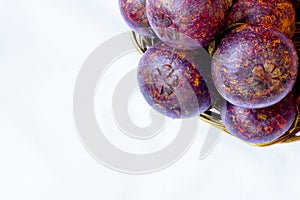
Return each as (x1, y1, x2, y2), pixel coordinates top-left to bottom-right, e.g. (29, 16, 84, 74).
(119, 0, 155, 37)
(146, 0, 229, 49)
(221, 94, 297, 145)
(138, 42, 212, 118)
(227, 0, 296, 37)
(212, 24, 298, 109)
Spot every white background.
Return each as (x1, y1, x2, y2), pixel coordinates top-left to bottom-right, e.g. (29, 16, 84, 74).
(1, 0, 300, 199)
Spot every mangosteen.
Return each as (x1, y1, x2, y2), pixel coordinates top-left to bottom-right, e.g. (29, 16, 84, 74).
(119, 0, 155, 37)
(146, 0, 229, 49)
(221, 93, 297, 145)
(227, 0, 296, 37)
(212, 24, 298, 109)
(138, 42, 212, 118)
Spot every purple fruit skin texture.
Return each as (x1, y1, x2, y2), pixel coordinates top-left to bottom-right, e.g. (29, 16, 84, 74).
(119, 0, 155, 37)
(227, 0, 296, 37)
(212, 24, 298, 109)
(221, 94, 297, 145)
(138, 43, 211, 118)
(146, 0, 228, 49)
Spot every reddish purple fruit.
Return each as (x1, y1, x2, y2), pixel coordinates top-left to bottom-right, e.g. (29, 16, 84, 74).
(138, 43, 211, 118)
(146, 0, 229, 49)
(212, 24, 298, 109)
(119, 0, 155, 37)
(227, 0, 296, 37)
(221, 94, 297, 145)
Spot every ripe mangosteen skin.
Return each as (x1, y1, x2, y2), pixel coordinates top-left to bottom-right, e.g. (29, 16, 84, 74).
(119, 0, 155, 37)
(146, 0, 228, 49)
(227, 0, 296, 37)
(221, 94, 297, 145)
(212, 24, 298, 109)
(138, 43, 211, 118)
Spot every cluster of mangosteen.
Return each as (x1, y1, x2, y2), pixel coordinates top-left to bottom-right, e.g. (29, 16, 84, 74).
(119, 0, 300, 145)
